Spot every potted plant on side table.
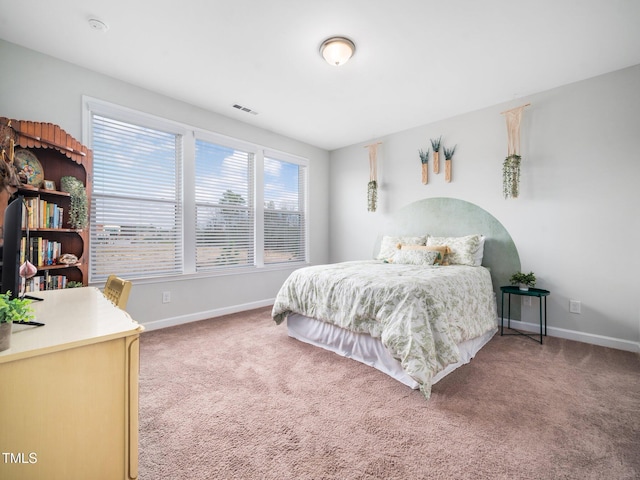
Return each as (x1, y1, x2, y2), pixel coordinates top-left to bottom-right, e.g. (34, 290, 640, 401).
(0, 292, 35, 352)
(510, 271, 536, 291)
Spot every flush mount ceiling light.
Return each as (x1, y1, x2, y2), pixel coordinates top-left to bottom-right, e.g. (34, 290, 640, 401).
(320, 37, 355, 66)
(88, 18, 109, 32)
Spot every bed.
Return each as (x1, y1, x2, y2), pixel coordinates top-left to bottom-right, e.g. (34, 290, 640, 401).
(272, 197, 521, 398)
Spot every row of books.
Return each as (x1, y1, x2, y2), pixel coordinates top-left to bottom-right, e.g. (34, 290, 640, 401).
(23, 196, 65, 229)
(20, 237, 64, 267)
(22, 273, 70, 292)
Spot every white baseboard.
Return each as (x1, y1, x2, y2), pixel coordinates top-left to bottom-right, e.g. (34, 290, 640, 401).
(142, 306, 639, 353)
(141, 298, 275, 331)
(501, 318, 640, 353)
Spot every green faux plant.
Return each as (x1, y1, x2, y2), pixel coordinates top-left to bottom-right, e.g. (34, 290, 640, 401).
(0, 291, 35, 324)
(443, 145, 457, 160)
(430, 136, 442, 152)
(61, 176, 88, 229)
(510, 271, 536, 288)
(419, 148, 430, 184)
(503, 154, 521, 199)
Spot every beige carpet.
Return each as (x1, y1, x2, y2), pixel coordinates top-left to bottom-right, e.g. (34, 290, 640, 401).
(139, 307, 640, 479)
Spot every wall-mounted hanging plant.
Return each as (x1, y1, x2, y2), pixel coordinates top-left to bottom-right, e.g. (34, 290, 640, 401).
(419, 148, 430, 184)
(430, 136, 442, 174)
(365, 142, 381, 212)
(503, 154, 521, 199)
(443, 145, 456, 183)
(501, 104, 530, 199)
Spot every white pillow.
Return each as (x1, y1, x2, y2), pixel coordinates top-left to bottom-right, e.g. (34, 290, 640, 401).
(376, 235, 427, 261)
(426, 234, 485, 266)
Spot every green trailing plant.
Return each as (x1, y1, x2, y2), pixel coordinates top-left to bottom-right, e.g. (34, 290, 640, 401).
(510, 271, 536, 288)
(367, 180, 377, 212)
(430, 136, 442, 173)
(61, 176, 88, 229)
(0, 291, 35, 323)
(419, 148, 430, 184)
(65, 281, 84, 288)
(503, 154, 521, 199)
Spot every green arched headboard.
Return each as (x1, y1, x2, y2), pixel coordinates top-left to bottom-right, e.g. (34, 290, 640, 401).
(375, 197, 521, 319)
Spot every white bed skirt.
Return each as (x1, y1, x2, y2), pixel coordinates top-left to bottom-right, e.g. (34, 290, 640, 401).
(287, 313, 497, 389)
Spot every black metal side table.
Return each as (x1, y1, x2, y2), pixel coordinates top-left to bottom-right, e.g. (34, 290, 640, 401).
(500, 286, 550, 344)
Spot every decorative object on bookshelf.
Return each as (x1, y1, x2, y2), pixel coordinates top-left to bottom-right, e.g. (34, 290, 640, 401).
(20, 201, 38, 281)
(14, 148, 44, 187)
(58, 253, 78, 265)
(43, 179, 56, 190)
(60, 176, 88, 229)
(65, 281, 83, 288)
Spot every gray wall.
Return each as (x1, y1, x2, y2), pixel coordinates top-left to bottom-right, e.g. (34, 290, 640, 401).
(0, 40, 330, 329)
(3, 38, 639, 350)
(329, 65, 640, 350)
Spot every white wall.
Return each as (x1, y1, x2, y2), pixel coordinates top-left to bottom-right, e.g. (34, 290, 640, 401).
(0, 40, 330, 328)
(329, 65, 640, 351)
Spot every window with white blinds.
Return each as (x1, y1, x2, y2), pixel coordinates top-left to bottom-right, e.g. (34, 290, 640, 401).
(263, 156, 306, 264)
(90, 115, 183, 282)
(195, 140, 255, 270)
(85, 97, 308, 282)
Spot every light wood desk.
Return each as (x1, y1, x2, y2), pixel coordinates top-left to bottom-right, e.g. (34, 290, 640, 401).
(0, 287, 143, 480)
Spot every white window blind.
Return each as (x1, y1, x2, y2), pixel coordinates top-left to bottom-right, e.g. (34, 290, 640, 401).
(90, 115, 183, 282)
(195, 140, 255, 270)
(263, 156, 306, 264)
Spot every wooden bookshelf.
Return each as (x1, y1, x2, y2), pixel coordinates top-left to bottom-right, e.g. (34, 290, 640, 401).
(1, 117, 92, 289)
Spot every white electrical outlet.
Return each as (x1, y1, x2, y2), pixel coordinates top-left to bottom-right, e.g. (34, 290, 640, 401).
(522, 297, 532, 307)
(569, 300, 581, 314)
(162, 291, 171, 303)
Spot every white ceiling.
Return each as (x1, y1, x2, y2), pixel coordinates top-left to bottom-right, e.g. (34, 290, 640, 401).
(1, 0, 639, 151)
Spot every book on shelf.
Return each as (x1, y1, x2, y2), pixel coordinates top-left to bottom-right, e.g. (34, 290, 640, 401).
(22, 272, 68, 292)
(21, 236, 63, 267)
(22, 196, 64, 229)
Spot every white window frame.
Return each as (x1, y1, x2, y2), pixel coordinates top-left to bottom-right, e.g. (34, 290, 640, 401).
(82, 96, 309, 284)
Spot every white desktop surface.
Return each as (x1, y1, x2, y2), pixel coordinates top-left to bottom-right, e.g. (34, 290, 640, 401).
(0, 287, 142, 364)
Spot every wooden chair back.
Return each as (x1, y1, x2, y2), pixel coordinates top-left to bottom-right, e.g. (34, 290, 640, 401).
(103, 275, 132, 310)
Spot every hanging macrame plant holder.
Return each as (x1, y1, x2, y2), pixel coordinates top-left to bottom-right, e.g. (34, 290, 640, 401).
(501, 104, 529, 199)
(366, 143, 380, 212)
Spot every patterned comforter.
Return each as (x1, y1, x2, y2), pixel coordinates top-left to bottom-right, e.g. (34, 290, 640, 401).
(272, 260, 497, 398)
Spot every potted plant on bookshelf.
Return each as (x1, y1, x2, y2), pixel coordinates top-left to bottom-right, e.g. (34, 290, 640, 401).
(0, 292, 35, 352)
(510, 271, 536, 291)
(60, 176, 88, 229)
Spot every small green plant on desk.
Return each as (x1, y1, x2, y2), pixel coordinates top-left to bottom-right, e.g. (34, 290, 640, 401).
(510, 271, 536, 291)
(0, 292, 36, 352)
(0, 292, 35, 323)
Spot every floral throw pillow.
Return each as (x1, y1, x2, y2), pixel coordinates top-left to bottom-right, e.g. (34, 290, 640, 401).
(426, 234, 484, 266)
(376, 235, 427, 261)
(392, 249, 440, 266)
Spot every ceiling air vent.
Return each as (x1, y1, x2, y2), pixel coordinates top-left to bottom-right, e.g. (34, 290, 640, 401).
(232, 104, 259, 115)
